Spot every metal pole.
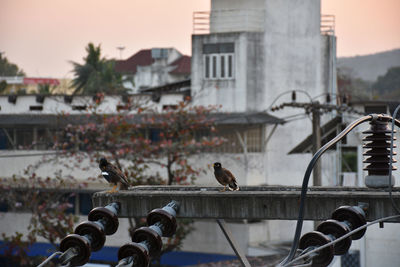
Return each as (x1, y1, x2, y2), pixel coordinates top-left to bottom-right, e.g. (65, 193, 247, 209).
(216, 219, 251, 267)
(312, 106, 322, 186)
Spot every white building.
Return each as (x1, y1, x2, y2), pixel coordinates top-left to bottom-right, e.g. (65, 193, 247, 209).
(115, 48, 191, 94)
(0, 0, 399, 266)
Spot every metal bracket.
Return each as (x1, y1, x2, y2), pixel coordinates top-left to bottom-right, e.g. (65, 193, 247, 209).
(216, 219, 251, 267)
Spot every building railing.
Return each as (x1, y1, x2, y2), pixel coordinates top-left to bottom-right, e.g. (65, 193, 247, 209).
(320, 14, 335, 35)
(193, 11, 210, 34)
(193, 11, 336, 36)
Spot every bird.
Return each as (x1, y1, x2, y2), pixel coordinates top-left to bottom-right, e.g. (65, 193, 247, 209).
(213, 162, 239, 192)
(99, 158, 130, 193)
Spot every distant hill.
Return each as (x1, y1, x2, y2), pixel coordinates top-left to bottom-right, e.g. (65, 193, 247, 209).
(337, 49, 400, 82)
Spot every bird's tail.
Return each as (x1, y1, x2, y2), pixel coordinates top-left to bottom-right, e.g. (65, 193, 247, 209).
(228, 181, 239, 191)
(119, 178, 130, 190)
(120, 182, 129, 190)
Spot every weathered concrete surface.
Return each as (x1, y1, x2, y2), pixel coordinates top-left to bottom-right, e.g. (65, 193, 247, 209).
(92, 186, 400, 221)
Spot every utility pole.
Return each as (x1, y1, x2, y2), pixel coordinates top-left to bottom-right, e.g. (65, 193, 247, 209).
(311, 105, 322, 186)
(270, 93, 362, 187)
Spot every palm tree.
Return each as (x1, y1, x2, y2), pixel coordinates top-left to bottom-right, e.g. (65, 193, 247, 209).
(71, 43, 127, 95)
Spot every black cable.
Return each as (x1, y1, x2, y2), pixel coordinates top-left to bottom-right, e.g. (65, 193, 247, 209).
(278, 115, 373, 266)
(284, 214, 400, 266)
(388, 104, 400, 214)
(266, 90, 313, 111)
(279, 113, 400, 266)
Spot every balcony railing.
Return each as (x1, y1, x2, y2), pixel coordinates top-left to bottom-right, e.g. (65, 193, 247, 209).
(321, 14, 335, 35)
(193, 11, 335, 36)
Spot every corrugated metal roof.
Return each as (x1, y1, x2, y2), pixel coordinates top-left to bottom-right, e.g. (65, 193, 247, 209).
(0, 112, 284, 127)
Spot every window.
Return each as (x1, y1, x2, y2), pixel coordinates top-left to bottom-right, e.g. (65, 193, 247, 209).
(203, 43, 234, 80)
(364, 105, 387, 115)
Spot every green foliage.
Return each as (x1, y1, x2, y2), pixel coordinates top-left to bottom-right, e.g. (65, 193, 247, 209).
(337, 68, 373, 100)
(38, 83, 55, 95)
(0, 80, 7, 94)
(0, 53, 26, 76)
(71, 43, 127, 95)
(341, 151, 357, 172)
(373, 66, 400, 99)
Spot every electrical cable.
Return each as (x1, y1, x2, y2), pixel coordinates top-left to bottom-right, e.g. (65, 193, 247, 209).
(266, 90, 313, 111)
(36, 251, 63, 267)
(388, 104, 400, 214)
(284, 214, 400, 267)
(278, 115, 373, 266)
(278, 113, 400, 267)
(286, 261, 313, 267)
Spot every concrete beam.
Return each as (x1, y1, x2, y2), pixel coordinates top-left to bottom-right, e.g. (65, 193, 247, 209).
(92, 186, 400, 222)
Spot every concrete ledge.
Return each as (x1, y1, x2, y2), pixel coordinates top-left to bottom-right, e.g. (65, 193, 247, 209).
(92, 186, 400, 221)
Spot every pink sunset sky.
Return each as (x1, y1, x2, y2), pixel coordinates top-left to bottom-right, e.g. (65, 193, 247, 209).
(0, 0, 399, 78)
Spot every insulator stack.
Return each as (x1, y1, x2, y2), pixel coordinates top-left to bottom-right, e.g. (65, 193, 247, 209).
(299, 205, 367, 267)
(363, 120, 397, 188)
(59, 202, 120, 266)
(117, 201, 180, 267)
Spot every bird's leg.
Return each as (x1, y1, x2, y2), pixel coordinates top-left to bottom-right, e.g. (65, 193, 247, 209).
(219, 185, 226, 192)
(108, 184, 118, 193)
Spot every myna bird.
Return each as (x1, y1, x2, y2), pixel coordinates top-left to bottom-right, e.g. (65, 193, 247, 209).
(213, 162, 239, 192)
(99, 158, 130, 193)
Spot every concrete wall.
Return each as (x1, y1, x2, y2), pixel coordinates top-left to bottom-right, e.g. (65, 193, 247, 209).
(210, 0, 265, 33)
(0, 94, 187, 114)
(191, 32, 264, 112)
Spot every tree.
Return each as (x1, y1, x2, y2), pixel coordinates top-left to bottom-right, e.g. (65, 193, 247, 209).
(0, 165, 85, 266)
(55, 95, 225, 263)
(71, 43, 127, 95)
(373, 66, 400, 99)
(0, 53, 26, 76)
(0, 94, 225, 265)
(337, 67, 373, 101)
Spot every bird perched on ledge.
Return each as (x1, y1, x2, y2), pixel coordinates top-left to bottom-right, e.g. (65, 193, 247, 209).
(213, 162, 239, 192)
(99, 158, 130, 193)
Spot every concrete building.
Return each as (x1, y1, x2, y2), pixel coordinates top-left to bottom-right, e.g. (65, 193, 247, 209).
(188, 1, 399, 266)
(115, 48, 191, 94)
(191, 0, 335, 253)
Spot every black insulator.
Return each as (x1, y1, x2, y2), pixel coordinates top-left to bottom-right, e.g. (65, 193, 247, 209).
(147, 200, 179, 237)
(74, 221, 106, 252)
(60, 234, 91, 266)
(316, 219, 351, 255)
(117, 201, 180, 267)
(326, 93, 331, 103)
(299, 231, 334, 267)
(57, 202, 120, 266)
(132, 226, 163, 257)
(342, 95, 347, 104)
(362, 120, 397, 176)
(292, 91, 296, 102)
(118, 242, 150, 267)
(88, 202, 120, 235)
(331, 206, 367, 240)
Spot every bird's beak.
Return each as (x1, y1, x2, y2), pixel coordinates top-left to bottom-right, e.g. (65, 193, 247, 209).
(212, 164, 215, 168)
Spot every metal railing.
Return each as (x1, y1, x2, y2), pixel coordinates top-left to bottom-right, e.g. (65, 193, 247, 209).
(193, 11, 336, 36)
(193, 11, 210, 34)
(321, 14, 335, 35)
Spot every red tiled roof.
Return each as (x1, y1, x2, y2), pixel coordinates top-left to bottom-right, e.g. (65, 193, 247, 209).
(115, 49, 154, 74)
(169, 55, 191, 75)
